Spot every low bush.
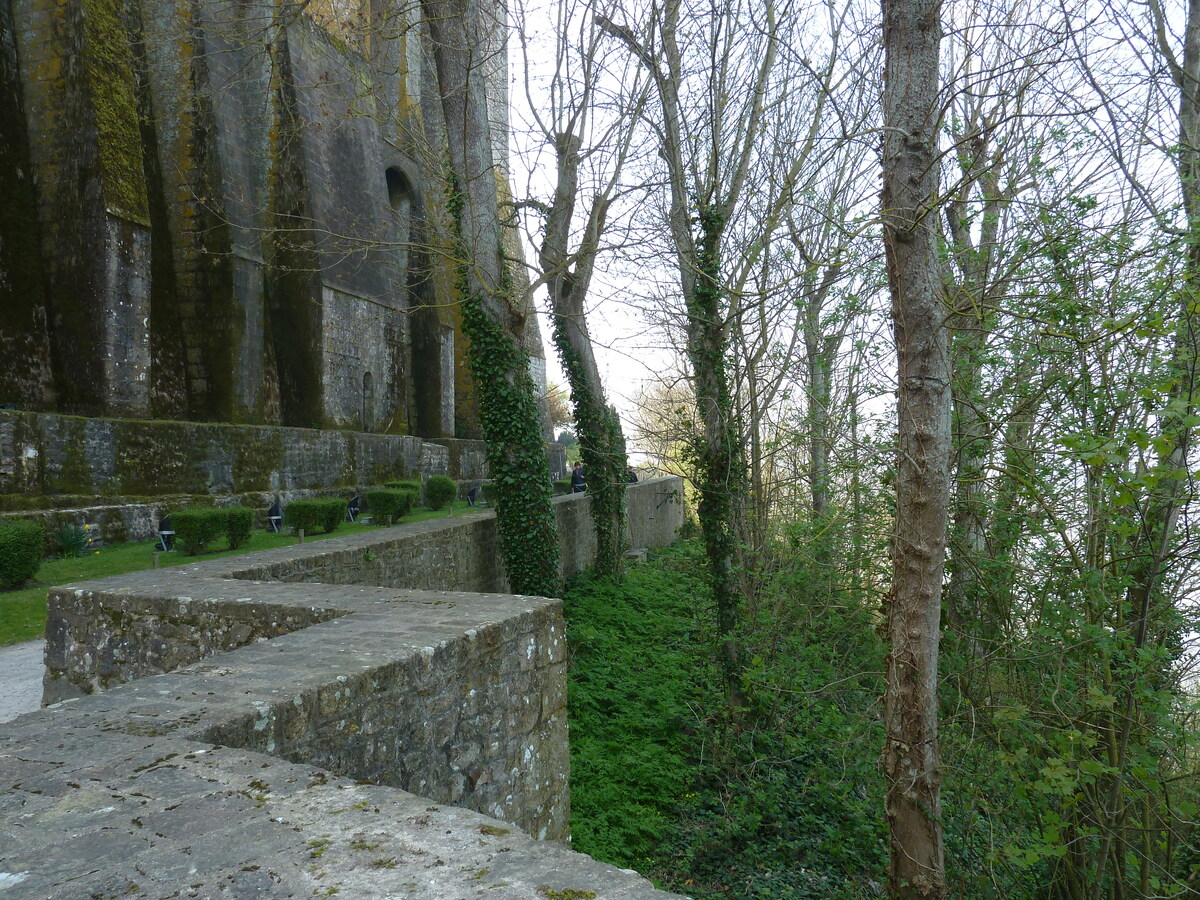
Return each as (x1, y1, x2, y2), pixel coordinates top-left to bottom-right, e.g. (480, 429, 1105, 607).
(225, 506, 254, 550)
(319, 499, 345, 534)
(424, 475, 457, 511)
(365, 488, 417, 524)
(285, 498, 344, 535)
(384, 479, 422, 497)
(0, 521, 43, 587)
(171, 508, 227, 555)
(553, 479, 573, 495)
(52, 523, 90, 559)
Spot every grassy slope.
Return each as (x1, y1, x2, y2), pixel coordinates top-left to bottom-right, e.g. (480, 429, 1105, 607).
(563, 542, 889, 900)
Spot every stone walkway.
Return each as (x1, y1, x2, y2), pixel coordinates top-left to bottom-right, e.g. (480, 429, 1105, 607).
(0, 641, 43, 723)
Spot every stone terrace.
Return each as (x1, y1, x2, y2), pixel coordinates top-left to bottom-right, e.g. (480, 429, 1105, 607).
(0, 479, 687, 899)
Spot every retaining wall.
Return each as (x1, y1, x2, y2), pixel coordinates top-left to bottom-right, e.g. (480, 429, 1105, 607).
(5, 478, 688, 899)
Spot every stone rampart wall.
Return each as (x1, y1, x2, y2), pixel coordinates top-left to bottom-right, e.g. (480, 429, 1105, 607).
(43, 477, 684, 702)
(10, 476, 687, 899)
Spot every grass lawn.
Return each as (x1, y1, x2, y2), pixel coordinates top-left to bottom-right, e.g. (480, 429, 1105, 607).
(0, 500, 480, 647)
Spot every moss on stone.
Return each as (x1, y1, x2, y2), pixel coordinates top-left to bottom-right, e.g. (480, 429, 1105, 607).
(112, 419, 196, 494)
(80, 0, 149, 225)
(232, 429, 284, 491)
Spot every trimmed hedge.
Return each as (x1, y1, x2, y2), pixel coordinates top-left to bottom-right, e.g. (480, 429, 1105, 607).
(425, 475, 457, 511)
(365, 488, 417, 524)
(172, 508, 227, 555)
(0, 521, 42, 587)
(226, 506, 253, 550)
(384, 479, 422, 499)
(285, 498, 344, 535)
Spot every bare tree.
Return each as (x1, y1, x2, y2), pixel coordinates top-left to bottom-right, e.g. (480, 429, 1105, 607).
(514, 0, 648, 577)
(879, 0, 949, 892)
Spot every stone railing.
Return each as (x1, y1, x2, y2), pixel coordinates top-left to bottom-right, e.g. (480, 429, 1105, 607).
(2, 477, 688, 899)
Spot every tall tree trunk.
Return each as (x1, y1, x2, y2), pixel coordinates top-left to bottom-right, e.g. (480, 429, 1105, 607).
(880, 0, 949, 892)
(420, 0, 560, 598)
(540, 132, 629, 579)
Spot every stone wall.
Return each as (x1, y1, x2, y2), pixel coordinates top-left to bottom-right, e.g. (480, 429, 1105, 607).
(1, 0, 551, 438)
(43, 477, 685, 701)
(6, 476, 688, 899)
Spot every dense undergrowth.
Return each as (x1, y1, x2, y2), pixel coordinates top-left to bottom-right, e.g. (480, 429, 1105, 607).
(563, 541, 888, 899)
(563, 541, 1200, 898)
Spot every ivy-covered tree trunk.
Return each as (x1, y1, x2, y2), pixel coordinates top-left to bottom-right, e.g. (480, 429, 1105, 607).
(540, 132, 629, 579)
(420, 0, 559, 598)
(688, 205, 748, 706)
(880, 0, 949, 892)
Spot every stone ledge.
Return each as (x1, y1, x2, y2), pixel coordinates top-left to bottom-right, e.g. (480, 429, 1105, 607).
(5, 477, 690, 899)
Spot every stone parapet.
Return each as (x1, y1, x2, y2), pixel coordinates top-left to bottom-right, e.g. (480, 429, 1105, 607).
(42, 478, 684, 702)
(9, 475, 689, 899)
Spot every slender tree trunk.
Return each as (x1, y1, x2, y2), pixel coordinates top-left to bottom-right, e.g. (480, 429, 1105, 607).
(880, 0, 949, 893)
(1086, 6, 1200, 891)
(421, 0, 560, 597)
(540, 133, 629, 579)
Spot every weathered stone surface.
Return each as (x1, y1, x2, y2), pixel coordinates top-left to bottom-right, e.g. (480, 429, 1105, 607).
(44, 477, 684, 701)
(10, 477, 688, 898)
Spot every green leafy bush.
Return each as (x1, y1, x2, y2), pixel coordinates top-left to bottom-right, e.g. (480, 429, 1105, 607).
(0, 521, 43, 587)
(171, 508, 227, 555)
(384, 479, 422, 497)
(225, 506, 253, 550)
(365, 489, 416, 524)
(553, 479, 573, 495)
(424, 475, 457, 510)
(320, 499, 344, 534)
(285, 498, 344, 535)
(284, 500, 323, 535)
(52, 523, 90, 559)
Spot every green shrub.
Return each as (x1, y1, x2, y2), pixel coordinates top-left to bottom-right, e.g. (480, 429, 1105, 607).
(553, 479, 573, 496)
(284, 498, 344, 535)
(365, 489, 416, 524)
(52, 523, 90, 558)
(284, 499, 324, 535)
(0, 521, 43, 587)
(225, 506, 254, 550)
(384, 479, 422, 498)
(319, 498, 344, 534)
(424, 475, 457, 510)
(171, 508, 227, 555)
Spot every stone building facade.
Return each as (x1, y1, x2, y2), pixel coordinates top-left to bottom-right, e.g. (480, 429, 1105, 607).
(0, 0, 545, 440)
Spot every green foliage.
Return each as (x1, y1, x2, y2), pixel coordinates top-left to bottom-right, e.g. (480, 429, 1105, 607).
(283, 498, 344, 535)
(424, 475, 457, 511)
(0, 521, 42, 587)
(365, 489, 416, 524)
(384, 479, 422, 495)
(564, 544, 710, 869)
(52, 523, 92, 559)
(225, 506, 253, 550)
(445, 167, 560, 597)
(565, 541, 889, 899)
(552, 479, 574, 495)
(549, 315, 628, 579)
(171, 508, 227, 555)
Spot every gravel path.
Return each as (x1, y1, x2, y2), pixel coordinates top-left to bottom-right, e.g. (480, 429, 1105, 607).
(0, 640, 44, 722)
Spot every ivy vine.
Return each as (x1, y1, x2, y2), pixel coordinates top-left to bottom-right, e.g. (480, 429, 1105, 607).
(549, 313, 628, 579)
(446, 169, 561, 597)
(686, 203, 747, 695)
